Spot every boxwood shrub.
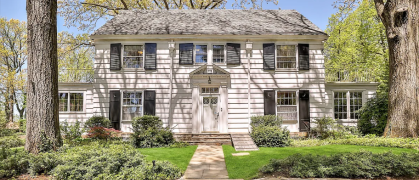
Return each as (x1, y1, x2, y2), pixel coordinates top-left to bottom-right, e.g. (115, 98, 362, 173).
(131, 115, 175, 148)
(250, 115, 290, 147)
(260, 150, 419, 179)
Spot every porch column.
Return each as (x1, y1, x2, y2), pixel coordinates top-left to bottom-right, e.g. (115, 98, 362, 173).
(220, 85, 228, 133)
(191, 85, 200, 133)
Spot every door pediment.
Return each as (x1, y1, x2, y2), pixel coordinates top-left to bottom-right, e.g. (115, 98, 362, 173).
(189, 64, 230, 78)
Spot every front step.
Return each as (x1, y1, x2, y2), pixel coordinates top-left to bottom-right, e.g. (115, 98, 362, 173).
(231, 133, 259, 151)
(173, 133, 232, 145)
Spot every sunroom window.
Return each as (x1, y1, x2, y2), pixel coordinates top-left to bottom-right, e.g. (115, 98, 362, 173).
(334, 91, 363, 120)
(59, 92, 84, 112)
(123, 45, 144, 68)
(276, 45, 296, 69)
(195, 45, 207, 63)
(122, 91, 143, 121)
(213, 45, 225, 63)
(277, 91, 297, 121)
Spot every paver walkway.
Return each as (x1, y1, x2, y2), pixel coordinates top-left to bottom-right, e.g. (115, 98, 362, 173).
(184, 145, 229, 179)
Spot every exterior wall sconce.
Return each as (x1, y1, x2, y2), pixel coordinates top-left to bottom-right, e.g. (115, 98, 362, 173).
(246, 41, 253, 51)
(208, 77, 211, 84)
(168, 41, 176, 51)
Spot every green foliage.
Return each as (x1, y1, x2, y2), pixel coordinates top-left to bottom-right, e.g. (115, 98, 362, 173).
(291, 136, 419, 149)
(325, 0, 389, 94)
(131, 115, 175, 148)
(0, 148, 31, 178)
(18, 119, 26, 133)
(358, 93, 388, 136)
(0, 135, 24, 148)
(310, 117, 360, 139)
(86, 127, 121, 140)
(169, 141, 190, 148)
(251, 126, 290, 147)
(250, 115, 290, 147)
(250, 115, 283, 127)
(84, 116, 111, 129)
(60, 120, 85, 145)
(40, 131, 55, 153)
(260, 150, 419, 178)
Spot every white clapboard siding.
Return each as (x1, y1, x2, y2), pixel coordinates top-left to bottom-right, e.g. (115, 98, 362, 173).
(58, 83, 94, 125)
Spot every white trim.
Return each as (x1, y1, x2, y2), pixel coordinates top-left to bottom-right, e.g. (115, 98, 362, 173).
(58, 91, 86, 113)
(332, 90, 364, 121)
(275, 44, 298, 71)
(121, 43, 145, 70)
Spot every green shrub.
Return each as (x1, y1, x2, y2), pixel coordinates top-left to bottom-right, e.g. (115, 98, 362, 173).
(28, 152, 61, 175)
(18, 119, 26, 133)
(87, 127, 121, 140)
(260, 150, 419, 178)
(291, 136, 419, 149)
(0, 135, 25, 148)
(170, 141, 190, 148)
(250, 115, 282, 128)
(84, 116, 111, 129)
(131, 115, 175, 148)
(310, 117, 360, 139)
(60, 120, 85, 145)
(358, 93, 388, 136)
(0, 148, 31, 178)
(251, 126, 291, 147)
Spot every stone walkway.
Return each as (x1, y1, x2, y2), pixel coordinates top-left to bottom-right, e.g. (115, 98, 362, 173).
(231, 133, 259, 151)
(184, 145, 229, 179)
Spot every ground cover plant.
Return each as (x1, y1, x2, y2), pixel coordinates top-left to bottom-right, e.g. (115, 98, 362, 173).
(222, 144, 417, 180)
(250, 115, 291, 147)
(260, 150, 419, 179)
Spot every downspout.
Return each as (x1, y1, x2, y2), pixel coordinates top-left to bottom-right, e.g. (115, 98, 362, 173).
(246, 42, 252, 133)
(169, 40, 174, 128)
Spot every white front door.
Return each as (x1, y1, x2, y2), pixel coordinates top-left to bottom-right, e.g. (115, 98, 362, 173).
(202, 97, 219, 132)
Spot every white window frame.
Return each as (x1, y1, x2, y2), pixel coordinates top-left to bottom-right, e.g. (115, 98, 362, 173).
(276, 90, 299, 122)
(194, 44, 208, 64)
(333, 91, 364, 121)
(58, 91, 86, 113)
(121, 90, 144, 122)
(211, 44, 226, 64)
(275, 44, 299, 70)
(122, 44, 145, 69)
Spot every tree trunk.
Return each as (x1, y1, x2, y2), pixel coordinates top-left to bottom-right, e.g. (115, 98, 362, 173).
(374, 0, 419, 137)
(25, 0, 62, 154)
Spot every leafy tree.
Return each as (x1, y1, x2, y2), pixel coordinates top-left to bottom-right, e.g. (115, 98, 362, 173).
(26, 0, 62, 154)
(58, 0, 279, 31)
(325, 0, 389, 95)
(0, 18, 27, 121)
(58, 32, 93, 83)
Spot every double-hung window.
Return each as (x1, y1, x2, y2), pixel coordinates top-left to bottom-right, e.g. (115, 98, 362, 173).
(276, 45, 297, 69)
(334, 91, 363, 120)
(212, 45, 225, 63)
(277, 91, 298, 121)
(123, 45, 144, 68)
(195, 45, 208, 64)
(59, 92, 84, 112)
(122, 91, 143, 121)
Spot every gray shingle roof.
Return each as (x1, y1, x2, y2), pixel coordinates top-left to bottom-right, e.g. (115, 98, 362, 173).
(92, 9, 326, 36)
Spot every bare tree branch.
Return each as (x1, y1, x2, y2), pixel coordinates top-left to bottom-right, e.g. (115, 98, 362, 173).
(120, 0, 129, 9)
(81, 2, 126, 11)
(153, 0, 163, 9)
(162, 0, 170, 10)
(190, 0, 195, 9)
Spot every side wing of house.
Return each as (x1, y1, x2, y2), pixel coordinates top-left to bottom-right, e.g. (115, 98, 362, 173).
(58, 83, 94, 124)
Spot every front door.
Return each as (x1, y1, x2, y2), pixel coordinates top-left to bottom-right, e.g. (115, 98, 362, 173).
(202, 97, 219, 132)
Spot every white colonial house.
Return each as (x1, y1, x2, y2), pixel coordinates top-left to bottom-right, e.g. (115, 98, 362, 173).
(58, 10, 378, 134)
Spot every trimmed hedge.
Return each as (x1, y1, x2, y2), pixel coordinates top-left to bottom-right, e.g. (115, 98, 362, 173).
(260, 151, 419, 178)
(250, 115, 290, 147)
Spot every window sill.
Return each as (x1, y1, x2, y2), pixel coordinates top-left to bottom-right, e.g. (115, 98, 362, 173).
(121, 68, 145, 72)
(275, 68, 299, 72)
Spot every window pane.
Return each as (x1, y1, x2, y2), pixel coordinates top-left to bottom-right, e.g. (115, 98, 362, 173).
(276, 45, 296, 69)
(213, 45, 224, 63)
(124, 45, 143, 56)
(277, 45, 296, 56)
(59, 93, 68, 112)
(122, 106, 142, 121)
(350, 92, 363, 119)
(334, 92, 347, 120)
(122, 92, 143, 121)
(123, 57, 143, 68)
(277, 91, 297, 121)
(70, 93, 83, 112)
(195, 45, 207, 63)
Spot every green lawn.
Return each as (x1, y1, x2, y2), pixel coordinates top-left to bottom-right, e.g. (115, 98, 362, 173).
(137, 145, 197, 171)
(223, 144, 418, 180)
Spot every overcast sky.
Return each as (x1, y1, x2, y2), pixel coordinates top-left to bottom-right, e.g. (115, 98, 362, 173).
(0, 0, 337, 34)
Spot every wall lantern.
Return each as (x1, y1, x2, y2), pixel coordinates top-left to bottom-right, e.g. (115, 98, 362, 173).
(246, 41, 253, 51)
(208, 77, 212, 84)
(168, 41, 176, 51)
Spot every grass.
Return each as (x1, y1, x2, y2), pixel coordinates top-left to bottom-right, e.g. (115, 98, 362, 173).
(223, 144, 418, 180)
(137, 145, 197, 171)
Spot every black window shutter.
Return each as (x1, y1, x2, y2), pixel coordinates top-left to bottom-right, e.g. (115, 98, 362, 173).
(144, 90, 156, 116)
(298, 44, 310, 70)
(264, 90, 276, 115)
(144, 43, 157, 70)
(263, 43, 275, 70)
(226, 43, 241, 65)
(179, 43, 194, 65)
(299, 90, 310, 132)
(109, 90, 121, 130)
(110, 43, 122, 70)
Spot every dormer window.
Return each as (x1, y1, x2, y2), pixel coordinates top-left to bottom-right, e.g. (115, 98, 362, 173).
(195, 45, 208, 64)
(123, 45, 144, 68)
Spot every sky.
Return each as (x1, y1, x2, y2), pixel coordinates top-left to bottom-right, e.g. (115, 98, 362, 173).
(0, 0, 338, 34)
